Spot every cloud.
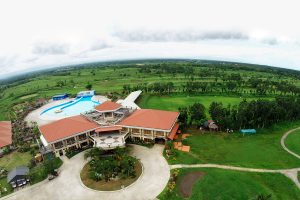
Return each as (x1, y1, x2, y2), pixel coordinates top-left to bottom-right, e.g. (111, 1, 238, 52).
(89, 41, 113, 51)
(261, 37, 279, 45)
(32, 42, 69, 55)
(0, 55, 17, 69)
(113, 29, 249, 42)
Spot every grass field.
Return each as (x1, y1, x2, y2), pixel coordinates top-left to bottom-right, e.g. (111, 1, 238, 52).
(138, 94, 272, 112)
(167, 121, 300, 169)
(0, 178, 13, 197)
(158, 168, 300, 200)
(0, 62, 292, 120)
(0, 151, 32, 171)
(285, 129, 300, 156)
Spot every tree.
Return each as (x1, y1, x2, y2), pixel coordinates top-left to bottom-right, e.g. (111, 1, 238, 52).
(209, 102, 225, 125)
(85, 83, 92, 90)
(178, 107, 188, 130)
(189, 103, 206, 126)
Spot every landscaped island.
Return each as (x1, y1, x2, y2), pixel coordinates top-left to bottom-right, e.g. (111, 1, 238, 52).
(80, 147, 142, 191)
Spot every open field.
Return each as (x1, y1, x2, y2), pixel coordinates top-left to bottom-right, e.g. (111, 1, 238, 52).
(158, 168, 300, 200)
(166, 121, 300, 169)
(285, 129, 300, 156)
(0, 151, 32, 171)
(138, 94, 272, 112)
(1, 60, 300, 120)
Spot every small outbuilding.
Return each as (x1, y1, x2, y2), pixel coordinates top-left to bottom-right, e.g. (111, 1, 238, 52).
(7, 166, 29, 187)
(203, 120, 219, 131)
(240, 129, 257, 135)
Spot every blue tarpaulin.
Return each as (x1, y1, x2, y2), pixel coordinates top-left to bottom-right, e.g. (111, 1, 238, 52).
(240, 129, 256, 134)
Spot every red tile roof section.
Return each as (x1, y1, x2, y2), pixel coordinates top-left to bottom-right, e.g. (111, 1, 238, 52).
(167, 123, 179, 140)
(118, 109, 179, 130)
(40, 115, 98, 143)
(95, 126, 122, 133)
(0, 121, 12, 148)
(95, 101, 122, 112)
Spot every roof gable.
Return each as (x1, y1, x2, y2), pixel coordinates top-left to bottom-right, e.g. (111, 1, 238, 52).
(40, 115, 98, 143)
(0, 121, 12, 148)
(95, 101, 122, 112)
(7, 166, 29, 183)
(118, 109, 179, 130)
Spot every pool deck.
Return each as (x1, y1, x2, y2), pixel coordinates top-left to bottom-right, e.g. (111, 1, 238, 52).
(25, 95, 109, 126)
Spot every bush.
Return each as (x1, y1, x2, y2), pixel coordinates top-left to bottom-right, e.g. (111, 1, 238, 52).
(65, 148, 84, 159)
(18, 144, 31, 152)
(29, 157, 63, 184)
(126, 138, 154, 148)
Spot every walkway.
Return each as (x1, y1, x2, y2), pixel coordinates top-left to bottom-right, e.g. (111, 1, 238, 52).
(170, 164, 300, 189)
(170, 127, 300, 190)
(281, 127, 300, 159)
(2, 145, 170, 200)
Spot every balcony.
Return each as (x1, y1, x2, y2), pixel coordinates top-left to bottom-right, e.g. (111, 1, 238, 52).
(54, 144, 64, 149)
(78, 136, 87, 141)
(66, 140, 75, 146)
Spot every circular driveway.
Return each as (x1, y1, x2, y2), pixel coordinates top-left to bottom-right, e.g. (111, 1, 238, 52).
(3, 144, 170, 200)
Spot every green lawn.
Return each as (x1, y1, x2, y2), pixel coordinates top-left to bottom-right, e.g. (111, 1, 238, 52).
(0, 151, 32, 171)
(159, 168, 300, 200)
(285, 129, 300, 156)
(138, 94, 272, 112)
(167, 121, 300, 169)
(0, 178, 13, 197)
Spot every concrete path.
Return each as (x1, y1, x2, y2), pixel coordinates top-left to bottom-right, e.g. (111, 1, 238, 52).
(2, 144, 170, 200)
(281, 127, 300, 159)
(170, 127, 300, 190)
(170, 164, 300, 189)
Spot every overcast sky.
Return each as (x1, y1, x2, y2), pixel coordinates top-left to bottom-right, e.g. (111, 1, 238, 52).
(0, 0, 300, 78)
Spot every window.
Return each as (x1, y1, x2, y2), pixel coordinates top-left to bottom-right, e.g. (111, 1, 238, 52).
(144, 130, 152, 135)
(132, 128, 140, 134)
(155, 131, 165, 137)
(54, 141, 63, 149)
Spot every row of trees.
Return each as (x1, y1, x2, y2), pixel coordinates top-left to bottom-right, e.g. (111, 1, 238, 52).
(177, 96, 300, 131)
(122, 79, 300, 96)
(209, 96, 300, 130)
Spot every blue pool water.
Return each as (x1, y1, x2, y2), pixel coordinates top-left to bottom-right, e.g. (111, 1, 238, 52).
(41, 96, 100, 118)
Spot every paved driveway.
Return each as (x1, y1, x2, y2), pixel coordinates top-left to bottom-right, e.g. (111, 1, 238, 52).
(2, 145, 169, 200)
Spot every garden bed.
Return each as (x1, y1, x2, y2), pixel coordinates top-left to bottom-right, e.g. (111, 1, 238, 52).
(80, 159, 142, 191)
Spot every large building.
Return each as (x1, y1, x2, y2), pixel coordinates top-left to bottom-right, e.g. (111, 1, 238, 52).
(39, 97, 179, 157)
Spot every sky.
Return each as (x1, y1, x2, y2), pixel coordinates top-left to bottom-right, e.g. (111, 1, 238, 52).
(1, 0, 300, 78)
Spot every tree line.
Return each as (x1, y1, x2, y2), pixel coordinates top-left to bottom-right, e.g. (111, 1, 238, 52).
(177, 96, 300, 131)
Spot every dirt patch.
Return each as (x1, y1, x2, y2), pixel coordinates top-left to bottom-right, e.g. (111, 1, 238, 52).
(179, 171, 205, 198)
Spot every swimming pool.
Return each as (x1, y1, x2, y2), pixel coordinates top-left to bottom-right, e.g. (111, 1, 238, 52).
(40, 96, 100, 119)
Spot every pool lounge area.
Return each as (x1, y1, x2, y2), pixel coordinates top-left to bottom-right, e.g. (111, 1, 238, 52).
(40, 96, 100, 119)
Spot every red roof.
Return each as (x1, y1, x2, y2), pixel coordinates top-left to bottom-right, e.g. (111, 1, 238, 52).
(118, 109, 179, 130)
(0, 121, 12, 148)
(95, 126, 122, 133)
(40, 115, 98, 143)
(167, 123, 179, 140)
(95, 101, 122, 112)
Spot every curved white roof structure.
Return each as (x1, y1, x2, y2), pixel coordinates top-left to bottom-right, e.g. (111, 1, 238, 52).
(117, 90, 142, 110)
